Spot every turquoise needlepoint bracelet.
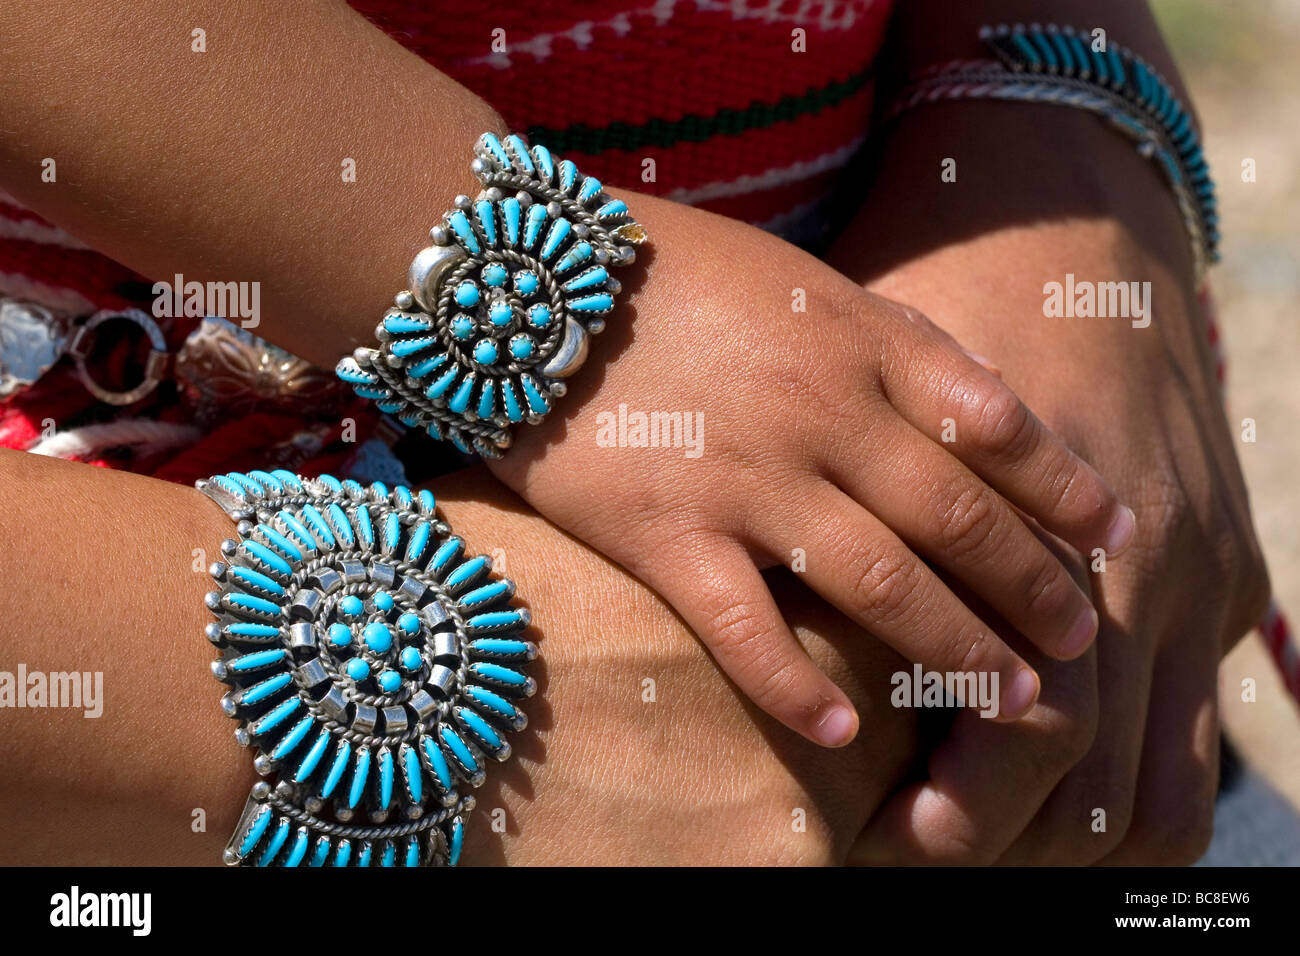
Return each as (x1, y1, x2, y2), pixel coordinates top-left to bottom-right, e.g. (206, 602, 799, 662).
(197, 469, 536, 867)
(337, 132, 648, 458)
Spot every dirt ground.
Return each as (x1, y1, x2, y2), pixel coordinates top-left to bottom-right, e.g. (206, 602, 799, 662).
(1152, 0, 1300, 807)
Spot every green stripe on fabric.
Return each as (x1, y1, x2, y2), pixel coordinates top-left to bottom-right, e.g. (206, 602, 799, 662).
(525, 67, 875, 155)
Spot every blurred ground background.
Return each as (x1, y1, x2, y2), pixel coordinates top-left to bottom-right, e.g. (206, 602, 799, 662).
(1151, 0, 1300, 808)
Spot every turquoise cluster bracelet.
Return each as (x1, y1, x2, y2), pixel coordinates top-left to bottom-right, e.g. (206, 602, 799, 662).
(889, 24, 1218, 280)
(198, 469, 535, 867)
(337, 132, 647, 458)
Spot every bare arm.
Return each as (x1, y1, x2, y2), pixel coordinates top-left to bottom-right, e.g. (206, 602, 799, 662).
(0, 451, 918, 864)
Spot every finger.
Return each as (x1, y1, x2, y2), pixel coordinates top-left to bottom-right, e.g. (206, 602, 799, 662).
(760, 483, 1041, 722)
(831, 415, 1099, 661)
(1095, 620, 1221, 865)
(656, 534, 860, 748)
(997, 592, 1155, 865)
(880, 327, 1135, 557)
(848, 643, 1098, 865)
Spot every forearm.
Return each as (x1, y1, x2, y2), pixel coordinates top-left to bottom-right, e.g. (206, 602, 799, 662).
(0, 0, 503, 368)
(0, 454, 919, 865)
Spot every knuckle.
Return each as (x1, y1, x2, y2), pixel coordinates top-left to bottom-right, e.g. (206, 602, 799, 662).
(951, 628, 1002, 678)
(703, 596, 773, 660)
(969, 385, 1036, 459)
(1019, 556, 1079, 624)
(849, 549, 922, 628)
(1043, 454, 1114, 535)
(933, 481, 1002, 560)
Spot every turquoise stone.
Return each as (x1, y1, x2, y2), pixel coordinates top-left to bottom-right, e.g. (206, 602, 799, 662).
(345, 658, 371, 681)
(295, 729, 332, 782)
(272, 715, 314, 758)
(256, 818, 290, 867)
(568, 293, 614, 313)
(449, 314, 475, 340)
(449, 373, 476, 413)
(509, 335, 534, 360)
(454, 280, 480, 308)
(377, 749, 394, 808)
(502, 198, 521, 246)
(460, 580, 510, 606)
(403, 743, 423, 806)
(363, 622, 393, 653)
(406, 521, 432, 562)
(239, 672, 293, 705)
(465, 684, 520, 721)
(328, 623, 352, 647)
(471, 662, 527, 686)
(513, 270, 539, 295)
(447, 210, 480, 254)
(539, 218, 571, 260)
(449, 817, 464, 866)
(445, 556, 487, 589)
(320, 741, 351, 798)
(377, 669, 401, 693)
(423, 736, 453, 789)
(348, 749, 371, 809)
(231, 648, 287, 672)
(253, 697, 301, 734)
(477, 379, 496, 419)
(309, 837, 330, 867)
(238, 804, 272, 857)
(283, 828, 309, 867)
(563, 267, 607, 292)
(459, 708, 501, 749)
(488, 300, 513, 327)
(426, 365, 460, 400)
(474, 200, 497, 246)
(440, 726, 478, 773)
(400, 646, 422, 671)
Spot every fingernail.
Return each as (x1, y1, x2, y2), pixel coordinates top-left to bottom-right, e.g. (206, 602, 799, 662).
(814, 705, 859, 747)
(999, 667, 1040, 721)
(964, 350, 1003, 377)
(1104, 506, 1137, 555)
(1058, 605, 1099, 659)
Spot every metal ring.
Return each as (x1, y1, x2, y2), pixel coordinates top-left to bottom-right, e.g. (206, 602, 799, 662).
(67, 308, 169, 405)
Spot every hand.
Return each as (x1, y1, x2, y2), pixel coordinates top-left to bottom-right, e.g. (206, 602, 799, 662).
(833, 124, 1271, 862)
(489, 194, 1135, 748)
